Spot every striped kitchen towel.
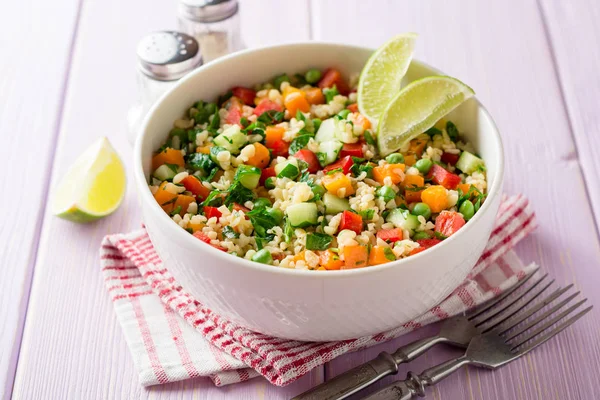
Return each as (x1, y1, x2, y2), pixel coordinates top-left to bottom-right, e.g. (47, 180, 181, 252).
(100, 194, 537, 387)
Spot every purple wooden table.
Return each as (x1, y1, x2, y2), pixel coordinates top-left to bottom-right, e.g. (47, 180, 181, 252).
(2, 1, 600, 399)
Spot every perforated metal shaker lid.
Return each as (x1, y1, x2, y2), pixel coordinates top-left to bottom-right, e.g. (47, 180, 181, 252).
(179, 0, 239, 23)
(136, 31, 202, 81)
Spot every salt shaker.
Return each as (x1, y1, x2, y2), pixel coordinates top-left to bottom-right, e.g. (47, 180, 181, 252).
(127, 31, 202, 144)
(177, 0, 242, 62)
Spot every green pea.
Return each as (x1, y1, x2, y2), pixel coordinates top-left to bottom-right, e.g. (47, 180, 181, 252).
(266, 207, 284, 224)
(412, 231, 430, 240)
(385, 153, 405, 164)
(273, 74, 290, 89)
(311, 184, 326, 199)
(415, 158, 433, 174)
(459, 200, 475, 220)
(305, 69, 322, 84)
(377, 186, 396, 202)
(337, 109, 351, 119)
(254, 197, 271, 209)
(264, 177, 276, 190)
(412, 202, 432, 219)
(252, 249, 273, 265)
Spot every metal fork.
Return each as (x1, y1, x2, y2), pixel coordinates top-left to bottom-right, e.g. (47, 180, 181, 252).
(293, 269, 543, 400)
(363, 283, 592, 400)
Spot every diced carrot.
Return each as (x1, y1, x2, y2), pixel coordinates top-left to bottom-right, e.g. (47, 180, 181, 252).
(284, 92, 310, 116)
(421, 185, 448, 213)
(196, 144, 213, 154)
(403, 154, 417, 166)
(181, 175, 211, 200)
(152, 148, 185, 171)
(316, 266, 327, 271)
(346, 103, 359, 113)
(368, 245, 395, 266)
(403, 175, 425, 203)
(174, 195, 195, 217)
(342, 245, 369, 269)
(153, 181, 178, 213)
(322, 172, 355, 197)
(408, 138, 428, 157)
(404, 189, 423, 203)
(458, 183, 472, 195)
(265, 126, 285, 148)
(282, 85, 301, 101)
(372, 163, 405, 185)
(303, 87, 325, 105)
(319, 250, 343, 270)
(354, 113, 371, 130)
(294, 251, 306, 263)
(188, 221, 204, 232)
(246, 143, 271, 168)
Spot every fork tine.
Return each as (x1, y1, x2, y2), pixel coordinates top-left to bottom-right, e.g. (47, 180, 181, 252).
(473, 274, 550, 327)
(512, 305, 593, 354)
(479, 279, 556, 334)
(508, 299, 588, 348)
(467, 268, 539, 320)
(496, 285, 576, 336)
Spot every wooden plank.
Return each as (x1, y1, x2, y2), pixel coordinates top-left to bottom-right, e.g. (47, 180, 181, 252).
(310, 1, 600, 399)
(539, 0, 600, 231)
(11, 0, 319, 399)
(0, 1, 81, 398)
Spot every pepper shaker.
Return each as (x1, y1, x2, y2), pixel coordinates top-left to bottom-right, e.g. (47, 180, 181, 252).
(127, 31, 202, 144)
(177, 0, 242, 62)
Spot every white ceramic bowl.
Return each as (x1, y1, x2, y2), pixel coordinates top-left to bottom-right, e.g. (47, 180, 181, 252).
(134, 43, 504, 341)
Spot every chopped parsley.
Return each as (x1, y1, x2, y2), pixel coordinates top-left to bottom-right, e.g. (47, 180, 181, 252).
(446, 121, 459, 141)
(222, 226, 239, 239)
(257, 110, 285, 124)
(305, 233, 333, 251)
(323, 85, 339, 103)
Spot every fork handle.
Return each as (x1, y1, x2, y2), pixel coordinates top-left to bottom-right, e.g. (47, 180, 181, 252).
(291, 336, 446, 400)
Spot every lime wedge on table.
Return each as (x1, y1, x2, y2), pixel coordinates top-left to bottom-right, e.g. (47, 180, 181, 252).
(357, 32, 418, 122)
(52, 137, 126, 223)
(377, 76, 475, 156)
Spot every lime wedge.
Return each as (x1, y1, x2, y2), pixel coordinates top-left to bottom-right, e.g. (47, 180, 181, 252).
(377, 76, 475, 156)
(52, 137, 126, 223)
(357, 33, 418, 123)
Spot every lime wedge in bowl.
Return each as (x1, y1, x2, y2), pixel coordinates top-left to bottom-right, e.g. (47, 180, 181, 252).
(52, 137, 126, 223)
(377, 76, 475, 156)
(357, 32, 418, 123)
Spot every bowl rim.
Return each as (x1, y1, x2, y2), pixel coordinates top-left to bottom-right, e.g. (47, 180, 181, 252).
(134, 41, 505, 279)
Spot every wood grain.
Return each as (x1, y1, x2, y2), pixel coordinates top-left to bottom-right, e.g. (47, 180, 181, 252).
(539, 0, 600, 233)
(0, 1, 81, 398)
(10, 1, 319, 399)
(311, 0, 600, 399)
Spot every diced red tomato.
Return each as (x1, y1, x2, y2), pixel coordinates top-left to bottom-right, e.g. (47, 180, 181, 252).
(181, 175, 211, 200)
(232, 203, 250, 213)
(294, 149, 320, 173)
(269, 140, 290, 158)
(409, 238, 442, 255)
(253, 99, 283, 116)
(323, 156, 354, 174)
(376, 228, 404, 243)
(231, 87, 256, 106)
(225, 107, 242, 125)
(193, 231, 226, 251)
(435, 211, 466, 237)
(203, 206, 222, 219)
(339, 210, 363, 234)
(441, 152, 460, 165)
(318, 68, 350, 95)
(346, 103, 359, 113)
(340, 143, 364, 158)
(260, 166, 276, 185)
(428, 164, 462, 189)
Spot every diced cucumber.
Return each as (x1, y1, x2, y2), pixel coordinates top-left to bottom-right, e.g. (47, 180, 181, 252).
(213, 125, 247, 154)
(387, 209, 420, 233)
(286, 203, 318, 227)
(315, 118, 338, 143)
(209, 145, 226, 163)
(153, 164, 178, 181)
(235, 165, 261, 189)
(317, 140, 343, 167)
(275, 158, 299, 179)
(456, 151, 485, 174)
(323, 193, 350, 214)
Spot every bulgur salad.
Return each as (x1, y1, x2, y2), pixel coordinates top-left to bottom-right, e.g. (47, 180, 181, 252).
(148, 68, 487, 270)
